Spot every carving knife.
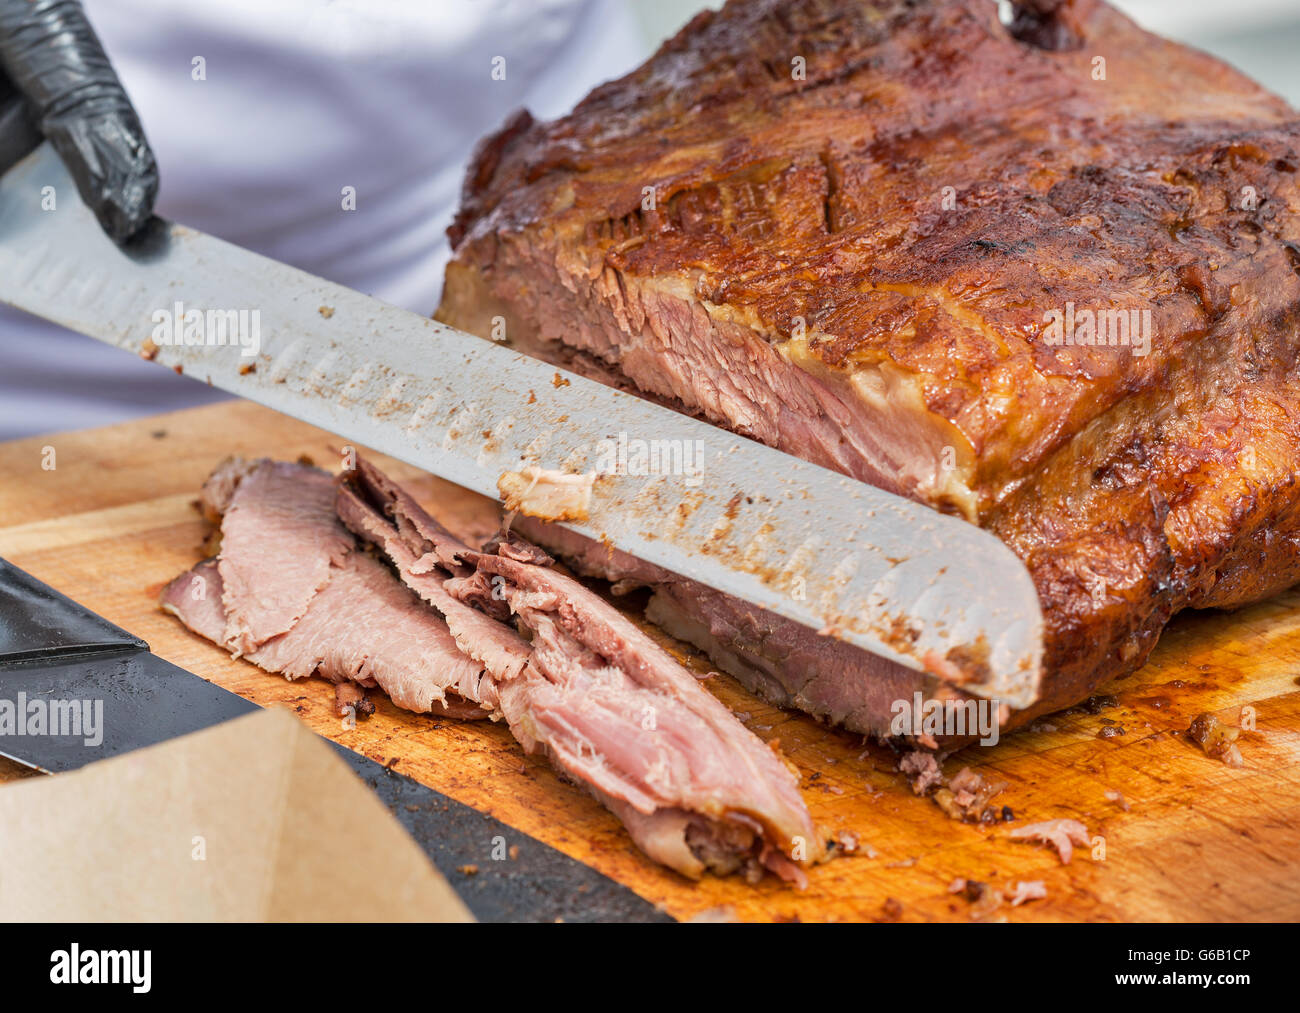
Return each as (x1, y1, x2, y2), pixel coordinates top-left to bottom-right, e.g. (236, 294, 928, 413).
(0, 143, 1044, 707)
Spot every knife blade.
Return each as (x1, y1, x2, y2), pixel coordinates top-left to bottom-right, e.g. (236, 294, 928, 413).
(0, 143, 1043, 707)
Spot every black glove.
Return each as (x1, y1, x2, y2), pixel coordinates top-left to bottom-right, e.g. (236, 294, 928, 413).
(0, 0, 158, 243)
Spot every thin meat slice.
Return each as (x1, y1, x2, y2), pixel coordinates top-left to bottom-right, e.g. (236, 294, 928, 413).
(244, 553, 489, 716)
(336, 474, 529, 689)
(340, 456, 821, 883)
(161, 557, 489, 720)
(159, 559, 229, 641)
(214, 459, 353, 656)
(493, 603, 813, 883)
(467, 547, 820, 882)
(166, 457, 490, 719)
(340, 462, 513, 625)
(198, 456, 259, 521)
(345, 457, 476, 574)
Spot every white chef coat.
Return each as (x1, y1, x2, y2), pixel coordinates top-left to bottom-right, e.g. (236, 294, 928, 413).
(0, 0, 646, 439)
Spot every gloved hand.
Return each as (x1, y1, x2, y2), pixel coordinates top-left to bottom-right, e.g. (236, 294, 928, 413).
(0, 0, 157, 243)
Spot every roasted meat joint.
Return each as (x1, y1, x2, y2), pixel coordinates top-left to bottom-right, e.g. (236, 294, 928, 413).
(438, 0, 1300, 739)
(3, 0, 1299, 932)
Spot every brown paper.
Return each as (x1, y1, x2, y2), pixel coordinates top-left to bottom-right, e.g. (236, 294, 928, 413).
(0, 709, 473, 921)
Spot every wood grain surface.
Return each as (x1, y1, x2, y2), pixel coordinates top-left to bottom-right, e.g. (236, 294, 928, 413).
(1, 400, 1297, 922)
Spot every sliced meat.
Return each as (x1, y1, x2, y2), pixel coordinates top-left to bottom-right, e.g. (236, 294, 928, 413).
(213, 459, 353, 656)
(164, 457, 489, 719)
(161, 556, 490, 719)
(242, 553, 489, 717)
(507, 518, 667, 587)
(172, 455, 820, 883)
(342, 456, 475, 574)
(198, 455, 259, 522)
(336, 471, 528, 691)
(169, 453, 823, 883)
(338, 456, 820, 883)
(159, 558, 229, 643)
(467, 548, 819, 882)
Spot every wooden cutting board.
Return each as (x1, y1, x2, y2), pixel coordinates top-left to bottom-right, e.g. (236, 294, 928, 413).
(2, 400, 1297, 922)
